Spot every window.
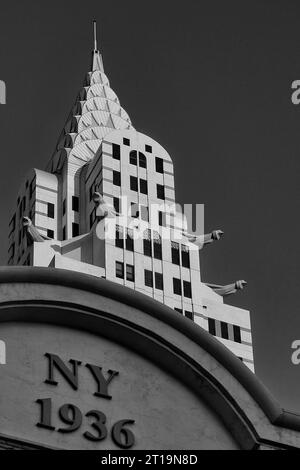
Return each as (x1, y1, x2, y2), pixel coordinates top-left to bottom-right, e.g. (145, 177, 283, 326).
(112, 143, 121, 160)
(47, 229, 54, 239)
(221, 322, 229, 340)
(72, 196, 79, 212)
(233, 325, 241, 343)
(131, 202, 139, 218)
(116, 261, 124, 279)
(72, 223, 79, 237)
(181, 245, 190, 268)
(158, 211, 166, 227)
(126, 228, 134, 252)
(174, 308, 183, 314)
(130, 176, 138, 192)
(113, 197, 121, 214)
(139, 153, 147, 168)
(185, 311, 194, 321)
(173, 278, 182, 296)
(126, 264, 135, 282)
(155, 157, 164, 174)
(115, 225, 124, 249)
(155, 273, 164, 291)
(129, 151, 137, 166)
(62, 226, 66, 241)
(143, 230, 152, 257)
(171, 242, 180, 265)
(157, 184, 165, 200)
(145, 144, 152, 153)
(153, 238, 162, 260)
(140, 205, 149, 222)
(140, 179, 148, 195)
(208, 318, 216, 336)
(123, 138, 130, 146)
(183, 281, 192, 298)
(113, 171, 121, 186)
(47, 203, 55, 219)
(144, 270, 153, 288)
(63, 199, 66, 216)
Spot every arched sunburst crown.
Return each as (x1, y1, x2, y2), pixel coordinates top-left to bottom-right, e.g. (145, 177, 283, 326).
(48, 21, 134, 173)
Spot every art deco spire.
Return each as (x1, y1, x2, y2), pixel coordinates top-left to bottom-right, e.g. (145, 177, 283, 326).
(91, 20, 104, 72)
(48, 21, 134, 173)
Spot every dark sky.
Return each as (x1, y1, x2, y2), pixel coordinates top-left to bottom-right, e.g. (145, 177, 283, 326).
(0, 0, 299, 411)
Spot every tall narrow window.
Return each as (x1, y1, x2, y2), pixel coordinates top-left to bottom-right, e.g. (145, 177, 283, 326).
(139, 153, 147, 168)
(113, 197, 121, 214)
(126, 228, 134, 252)
(140, 179, 148, 195)
(143, 230, 152, 257)
(126, 264, 135, 282)
(221, 322, 229, 340)
(72, 223, 79, 237)
(153, 237, 162, 260)
(62, 199, 66, 216)
(158, 211, 166, 227)
(62, 226, 66, 241)
(116, 261, 124, 279)
(47, 203, 55, 219)
(155, 157, 164, 174)
(155, 273, 164, 291)
(112, 143, 121, 160)
(181, 245, 190, 268)
(233, 325, 241, 343)
(72, 196, 79, 212)
(115, 225, 124, 249)
(183, 281, 192, 298)
(131, 202, 139, 218)
(173, 278, 182, 296)
(144, 270, 153, 288)
(130, 176, 138, 192)
(113, 171, 121, 186)
(129, 150, 137, 166)
(208, 318, 216, 336)
(157, 184, 165, 200)
(171, 242, 180, 265)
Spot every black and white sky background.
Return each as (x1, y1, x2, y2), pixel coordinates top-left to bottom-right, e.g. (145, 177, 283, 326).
(0, 0, 299, 410)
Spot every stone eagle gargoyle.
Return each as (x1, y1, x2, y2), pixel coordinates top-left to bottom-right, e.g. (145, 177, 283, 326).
(206, 280, 247, 297)
(181, 229, 224, 249)
(22, 216, 51, 243)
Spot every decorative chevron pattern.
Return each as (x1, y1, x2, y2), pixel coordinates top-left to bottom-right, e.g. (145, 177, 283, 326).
(49, 51, 134, 173)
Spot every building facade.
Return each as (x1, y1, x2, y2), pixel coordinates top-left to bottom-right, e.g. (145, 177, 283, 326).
(7, 26, 254, 371)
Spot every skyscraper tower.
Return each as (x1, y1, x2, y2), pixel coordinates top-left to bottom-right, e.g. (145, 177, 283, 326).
(7, 23, 254, 371)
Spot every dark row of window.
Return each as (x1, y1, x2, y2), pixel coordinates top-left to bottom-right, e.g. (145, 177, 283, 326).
(116, 262, 135, 282)
(171, 242, 190, 268)
(143, 230, 162, 260)
(173, 278, 192, 298)
(144, 270, 163, 290)
(208, 318, 242, 343)
(116, 141, 153, 154)
(115, 226, 134, 251)
(112, 143, 164, 174)
(174, 308, 194, 321)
